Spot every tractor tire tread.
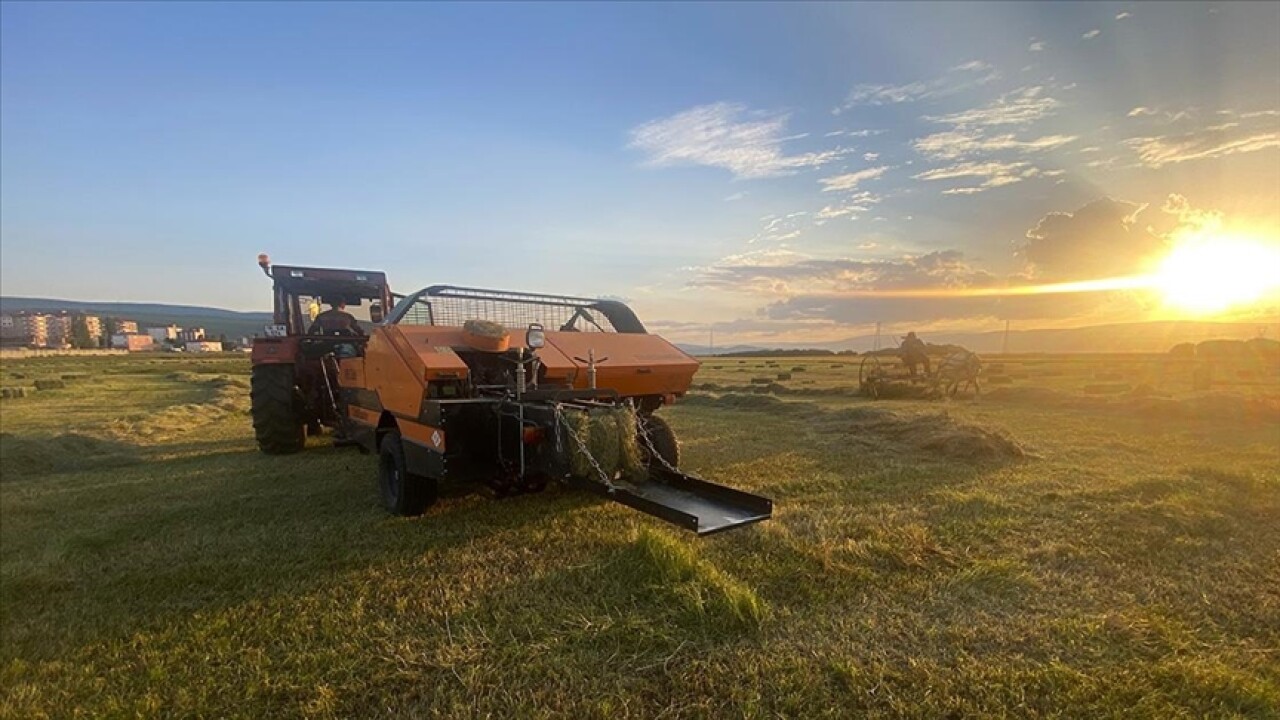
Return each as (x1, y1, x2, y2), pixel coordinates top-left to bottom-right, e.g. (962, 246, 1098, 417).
(250, 364, 306, 454)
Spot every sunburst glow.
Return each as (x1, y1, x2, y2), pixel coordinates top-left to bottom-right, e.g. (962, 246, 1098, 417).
(1152, 235, 1280, 314)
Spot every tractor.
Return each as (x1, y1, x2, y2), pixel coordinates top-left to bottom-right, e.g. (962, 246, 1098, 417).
(249, 256, 772, 535)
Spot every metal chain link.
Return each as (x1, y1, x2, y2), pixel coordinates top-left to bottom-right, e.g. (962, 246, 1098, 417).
(553, 404, 618, 492)
(635, 411, 680, 475)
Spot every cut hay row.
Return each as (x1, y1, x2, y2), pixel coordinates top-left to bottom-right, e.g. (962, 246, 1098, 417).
(104, 373, 251, 441)
(682, 393, 1028, 463)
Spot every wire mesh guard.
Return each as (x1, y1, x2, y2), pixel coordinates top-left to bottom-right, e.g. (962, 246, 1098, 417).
(401, 287, 618, 332)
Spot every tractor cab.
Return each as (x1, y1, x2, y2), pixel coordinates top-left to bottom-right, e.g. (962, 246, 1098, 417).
(249, 255, 393, 452)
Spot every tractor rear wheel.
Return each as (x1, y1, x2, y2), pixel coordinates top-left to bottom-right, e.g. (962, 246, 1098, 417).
(378, 431, 437, 516)
(250, 364, 306, 454)
(639, 414, 680, 470)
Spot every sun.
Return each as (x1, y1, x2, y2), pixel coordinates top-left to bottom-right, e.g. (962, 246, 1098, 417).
(1151, 234, 1280, 314)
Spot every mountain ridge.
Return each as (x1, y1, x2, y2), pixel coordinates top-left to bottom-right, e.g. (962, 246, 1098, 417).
(2, 297, 1273, 353)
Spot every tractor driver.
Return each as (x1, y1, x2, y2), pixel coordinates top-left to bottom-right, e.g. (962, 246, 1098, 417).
(309, 296, 365, 337)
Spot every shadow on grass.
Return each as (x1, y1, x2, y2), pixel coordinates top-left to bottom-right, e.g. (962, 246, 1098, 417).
(0, 439, 610, 662)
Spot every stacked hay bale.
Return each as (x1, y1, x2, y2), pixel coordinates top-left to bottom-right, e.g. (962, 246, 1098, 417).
(562, 405, 645, 482)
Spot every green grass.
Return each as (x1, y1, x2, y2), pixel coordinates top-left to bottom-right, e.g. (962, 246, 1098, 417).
(1, 353, 1278, 718)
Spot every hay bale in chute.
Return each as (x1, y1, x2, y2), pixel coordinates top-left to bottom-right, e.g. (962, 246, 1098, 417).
(562, 405, 645, 481)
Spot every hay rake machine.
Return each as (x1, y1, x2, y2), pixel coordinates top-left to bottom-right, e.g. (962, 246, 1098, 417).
(859, 350, 982, 399)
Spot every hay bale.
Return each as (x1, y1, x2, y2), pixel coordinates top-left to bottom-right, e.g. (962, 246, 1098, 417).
(750, 377, 772, 385)
(776, 372, 792, 381)
(791, 366, 806, 372)
(60, 373, 88, 381)
(564, 406, 645, 481)
(562, 411, 592, 478)
(463, 319, 507, 338)
(34, 379, 66, 391)
(1, 388, 29, 399)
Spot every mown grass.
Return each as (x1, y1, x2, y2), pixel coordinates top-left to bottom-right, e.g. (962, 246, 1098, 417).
(1, 352, 1278, 718)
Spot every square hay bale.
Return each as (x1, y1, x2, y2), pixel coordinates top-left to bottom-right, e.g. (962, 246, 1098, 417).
(776, 372, 792, 381)
(34, 379, 66, 391)
(790, 366, 806, 372)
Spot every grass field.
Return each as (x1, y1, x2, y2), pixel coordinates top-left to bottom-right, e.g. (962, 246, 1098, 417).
(2, 352, 1278, 718)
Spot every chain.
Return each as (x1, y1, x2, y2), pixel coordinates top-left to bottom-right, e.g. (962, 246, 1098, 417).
(553, 404, 618, 492)
(635, 411, 680, 475)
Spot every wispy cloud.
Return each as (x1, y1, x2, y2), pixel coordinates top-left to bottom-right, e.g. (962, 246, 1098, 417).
(925, 86, 1062, 127)
(629, 102, 842, 179)
(1115, 12, 1131, 20)
(819, 166, 889, 192)
(914, 129, 1076, 161)
(814, 191, 883, 223)
(1082, 29, 1101, 39)
(1124, 107, 1280, 167)
(913, 160, 1043, 193)
(1126, 130, 1280, 168)
(836, 61, 998, 110)
(1027, 39, 1045, 52)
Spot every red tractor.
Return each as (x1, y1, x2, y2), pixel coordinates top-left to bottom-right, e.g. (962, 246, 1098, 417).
(248, 254, 391, 453)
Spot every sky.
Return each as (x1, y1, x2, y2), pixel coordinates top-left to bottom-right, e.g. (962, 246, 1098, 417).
(2, 2, 1278, 344)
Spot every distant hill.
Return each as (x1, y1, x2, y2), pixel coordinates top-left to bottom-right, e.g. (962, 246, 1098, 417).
(0, 297, 271, 340)
(4, 296, 1274, 353)
(682, 321, 1279, 355)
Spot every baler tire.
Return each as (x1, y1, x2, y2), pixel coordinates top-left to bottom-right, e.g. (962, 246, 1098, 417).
(640, 414, 680, 470)
(250, 364, 306, 454)
(378, 432, 436, 516)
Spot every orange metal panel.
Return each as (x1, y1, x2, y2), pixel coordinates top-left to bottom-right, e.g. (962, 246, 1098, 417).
(337, 356, 365, 388)
(347, 404, 379, 426)
(399, 418, 446, 452)
(364, 326, 427, 418)
(544, 332, 699, 396)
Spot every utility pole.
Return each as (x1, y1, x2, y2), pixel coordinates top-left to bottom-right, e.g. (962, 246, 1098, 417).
(873, 321, 882, 351)
(709, 326, 714, 354)
(1002, 319, 1011, 355)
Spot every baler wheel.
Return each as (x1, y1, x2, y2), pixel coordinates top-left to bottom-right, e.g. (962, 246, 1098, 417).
(640, 414, 680, 470)
(250, 364, 306, 454)
(378, 431, 437, 516)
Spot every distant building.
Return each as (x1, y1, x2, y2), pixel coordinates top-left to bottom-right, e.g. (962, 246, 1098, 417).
(116, 320, 139, 334)
(0, 311, 102, 348)
(147, 325, 181, 343)
(179, 327, 206, 342)
(111, 333, 154, 352)
(184, 340, 223, 353)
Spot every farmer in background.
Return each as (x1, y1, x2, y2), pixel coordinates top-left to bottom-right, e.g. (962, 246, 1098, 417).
(900, 331, 931, 378)
(309, 296, 364, 337)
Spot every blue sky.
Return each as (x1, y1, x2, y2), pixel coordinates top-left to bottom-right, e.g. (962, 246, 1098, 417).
(2, 2, 1277, 343)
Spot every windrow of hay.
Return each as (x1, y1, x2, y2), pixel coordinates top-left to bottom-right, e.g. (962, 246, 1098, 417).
(984, 387, 1280, 424)
(561, 405, 645, 481)
(105, 374, 251, 441)
(685, 393, 1027, 462)
(0, 432, 142, 479)
(823, 409, 1028, 462)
